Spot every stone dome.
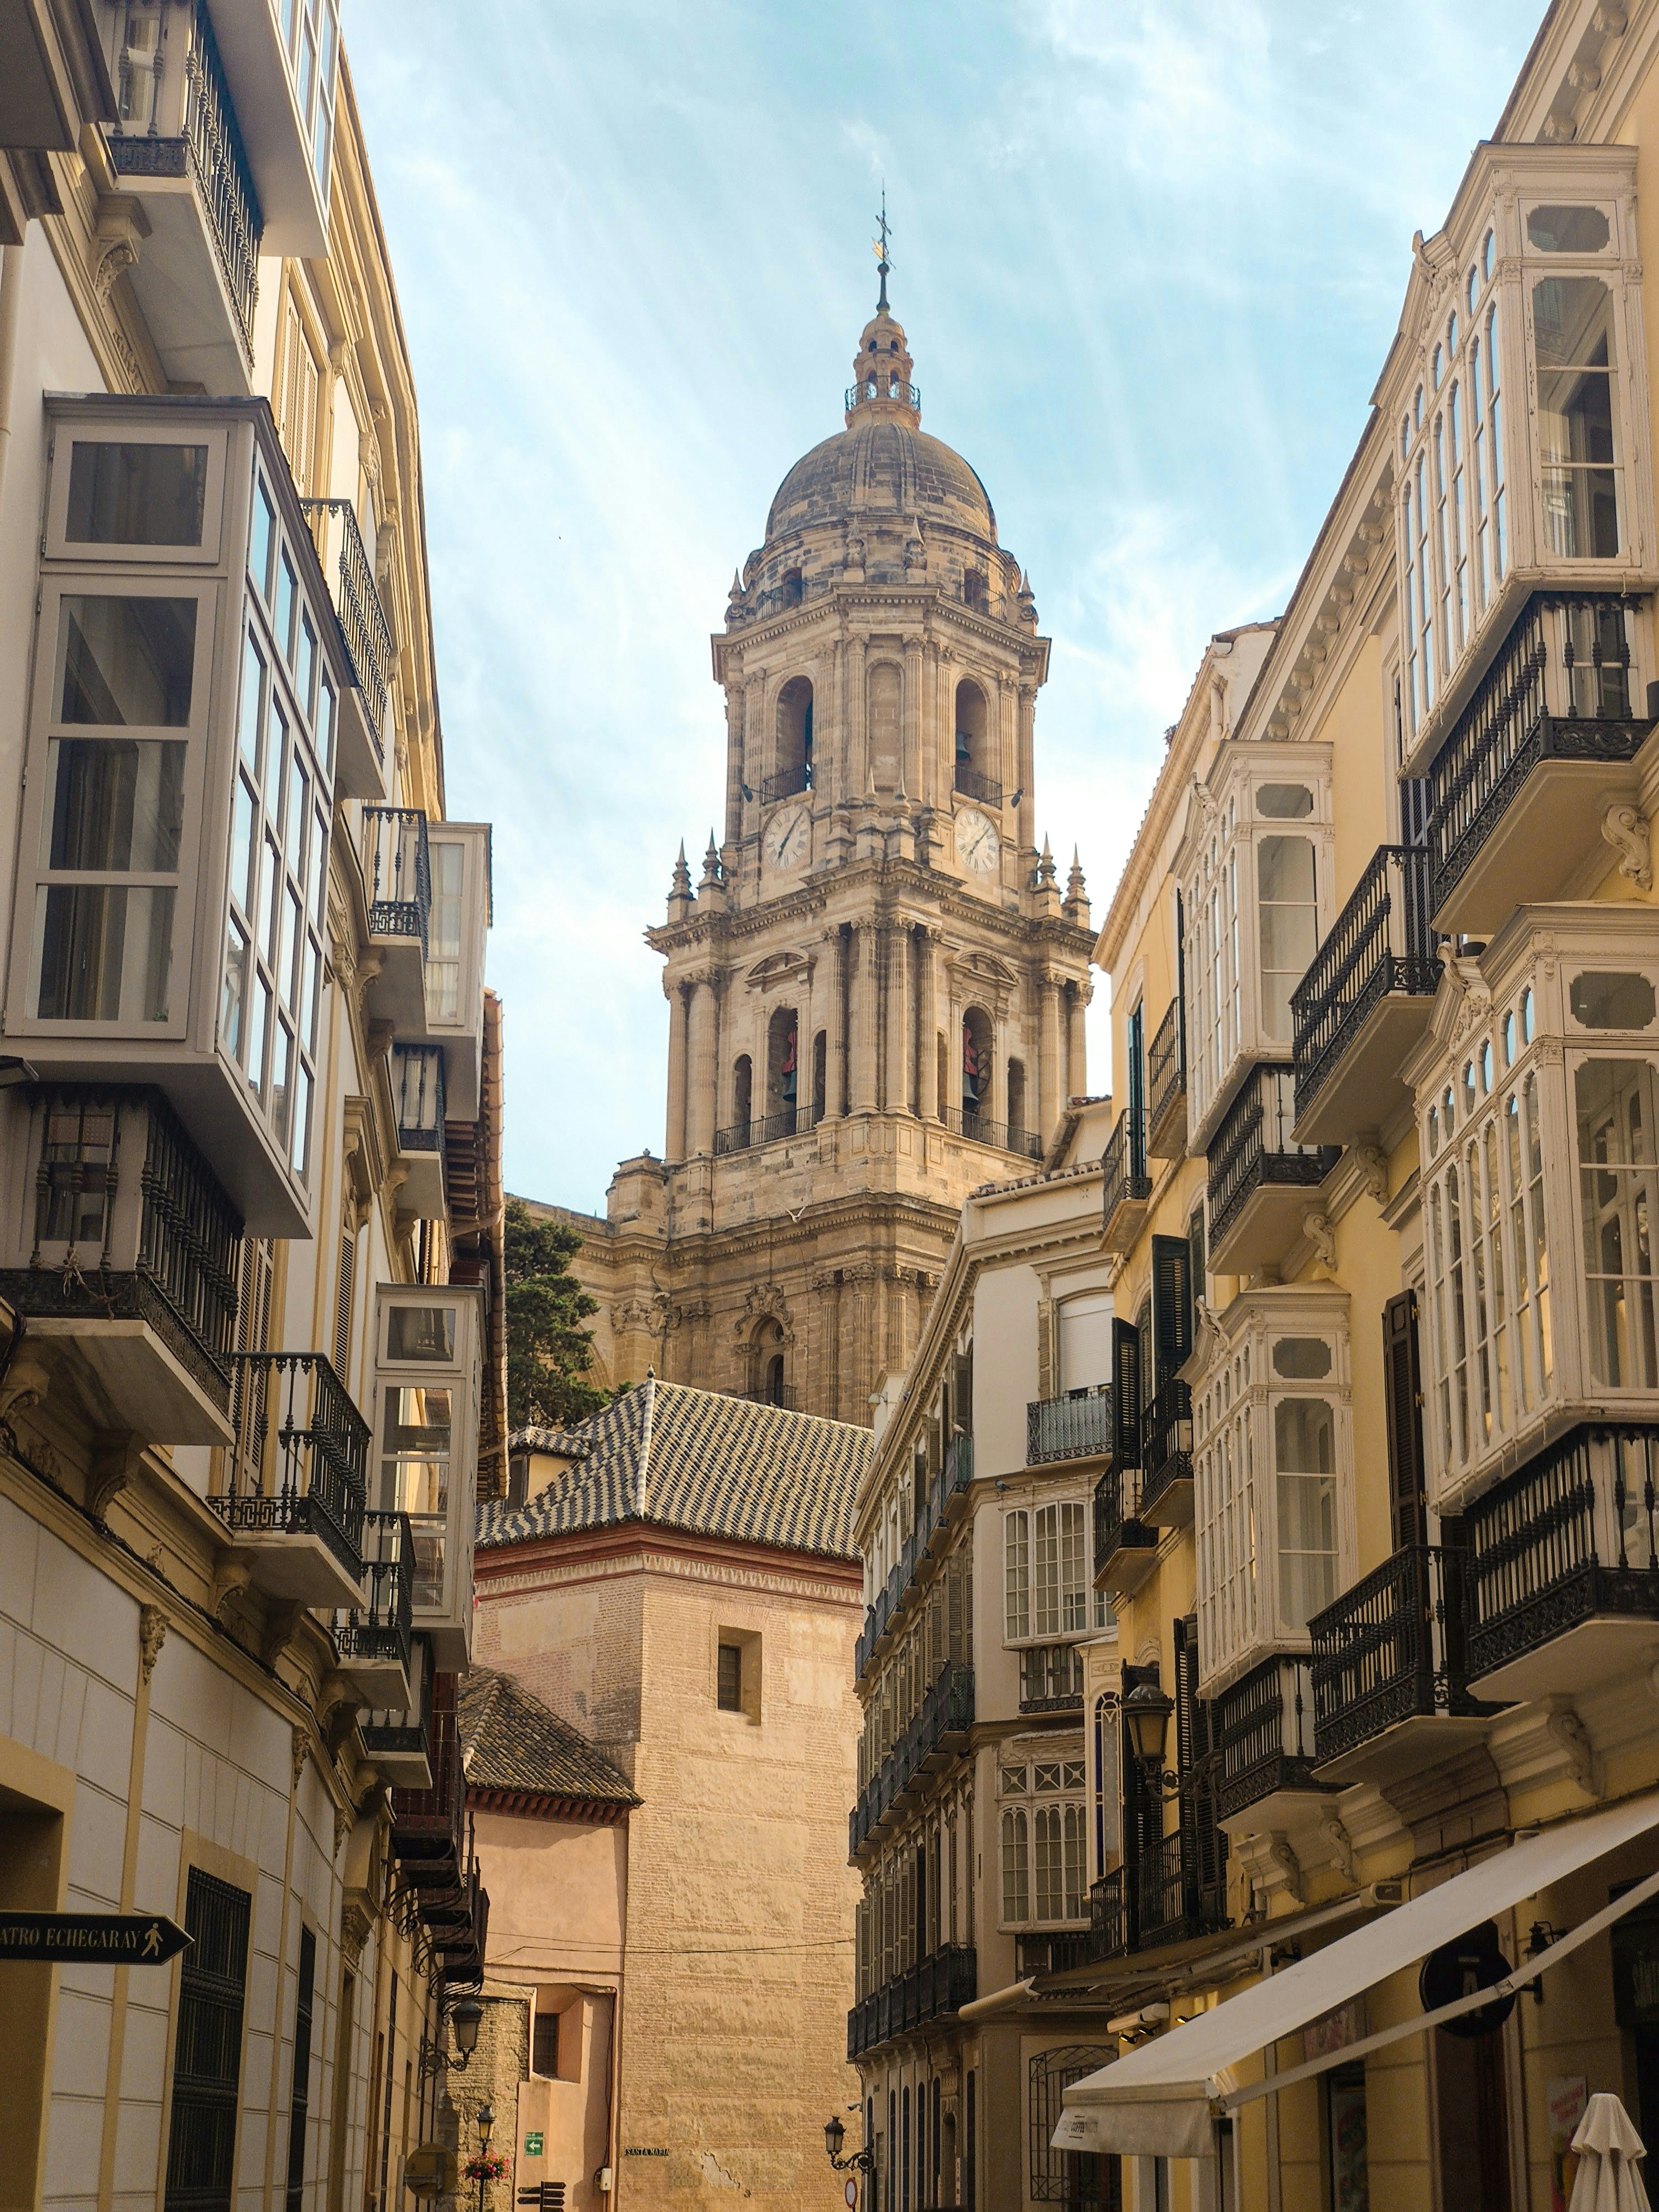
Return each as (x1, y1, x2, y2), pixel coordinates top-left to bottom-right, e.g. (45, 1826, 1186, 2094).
(765, 415, 997, 544)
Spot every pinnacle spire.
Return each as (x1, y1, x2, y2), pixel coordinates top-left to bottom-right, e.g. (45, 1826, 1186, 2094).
(873, 185, 892, 315)
(671, 841, 691, 895)
(1063, 845, 1091, 927)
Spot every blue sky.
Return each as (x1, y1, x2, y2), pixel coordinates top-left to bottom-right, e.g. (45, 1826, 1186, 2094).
(347, 0, 1542, 1212)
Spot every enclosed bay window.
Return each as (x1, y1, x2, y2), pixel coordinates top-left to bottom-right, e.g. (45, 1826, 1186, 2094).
(1192, 1293, 1353, 1693)
(998, 1755, 1087, 1926)
(373, 1284, 484, 1668)
(1003, 1501, 1088, 1643)
(414, 822, 491, 1119)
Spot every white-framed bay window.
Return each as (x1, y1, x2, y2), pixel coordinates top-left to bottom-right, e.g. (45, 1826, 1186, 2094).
(1409, 906, 1659, 1512)
(1178, 740, 1333, 1146)
(1003, 1499, 1088, 1643)
(1192, 1288, 1354, 1694)
(999, 1749, 1088, 1927)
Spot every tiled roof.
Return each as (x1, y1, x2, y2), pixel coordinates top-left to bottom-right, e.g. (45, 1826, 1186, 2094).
(509, 1425, 591, 1458)
(479, 1379, 868, 1561)
(457, 1669, 637, 1808)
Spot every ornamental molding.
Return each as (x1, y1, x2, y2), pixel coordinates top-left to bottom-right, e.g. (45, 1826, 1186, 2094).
(735, 1281, 795, 1345)
(1602, 801, 1653, 891)
(138, 1604, 168, 1686)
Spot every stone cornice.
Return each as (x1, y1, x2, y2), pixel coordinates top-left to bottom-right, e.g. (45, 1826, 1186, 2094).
(476, 1518, 863, 1600)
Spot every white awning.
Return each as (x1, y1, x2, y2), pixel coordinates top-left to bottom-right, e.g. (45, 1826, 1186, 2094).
(1054, 1791, 1659, 2162)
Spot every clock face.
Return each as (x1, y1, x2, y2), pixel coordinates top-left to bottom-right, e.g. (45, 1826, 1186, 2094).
(763, 804, 811, 872)
(954, 807, 1000, 878)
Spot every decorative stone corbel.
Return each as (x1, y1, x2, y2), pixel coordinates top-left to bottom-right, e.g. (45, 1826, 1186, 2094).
(322, 1691, 361, 1757)
(1302, 1211, 1337, 1271)
(1266, 1833, 1306, 1906)
(0, 1339, 60, 1426)
(1545, 1701, 1604, 1799)
(211, 1559, 252, 1627)
(333, 1799, 353, 1859)
(261, 1601, 306, 1670)
(1321, 1813, 1358, 1885)
(1353, 1141, 1390, 1208)
(138, 1604, 168, 1687)
(90, 192, 149, 300)
(341, 1897, 373, 1965)
(88, 1431, 144, 1524)
(1601, 801, 1653, 891)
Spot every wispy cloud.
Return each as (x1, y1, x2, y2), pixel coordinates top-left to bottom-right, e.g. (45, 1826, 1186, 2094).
(347, 0, 1541, 1206)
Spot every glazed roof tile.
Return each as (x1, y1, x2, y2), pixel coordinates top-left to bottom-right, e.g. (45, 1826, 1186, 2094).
(457, 1668, 637, 1807)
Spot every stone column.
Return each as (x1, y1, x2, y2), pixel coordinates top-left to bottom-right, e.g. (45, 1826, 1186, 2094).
(687, 971, 721, 1155)
(820, 926, 847, 1118)
(902, 641, 923, 801)
(989, 1014, 1008, 1130)
(884, 922, 912, 1113)
(1067, 979, 1089, 1102)
(923, 640, 941, 810)
(665, 980, 690, 1161)
(917, 927, 939, 1119)
(849, 924, 879, 1113)
(1037, 972, 1062, 1145)
(1016, 682, 1037, 859)
(846, 637, 868, 802)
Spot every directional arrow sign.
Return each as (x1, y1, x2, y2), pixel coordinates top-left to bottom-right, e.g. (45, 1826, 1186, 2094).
(0, 1912, 192, 1964)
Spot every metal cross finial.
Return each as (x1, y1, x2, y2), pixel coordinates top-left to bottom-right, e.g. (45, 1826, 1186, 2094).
(872, 186, 892, 312)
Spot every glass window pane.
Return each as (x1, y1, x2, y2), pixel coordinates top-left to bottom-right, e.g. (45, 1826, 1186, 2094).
(281, 885, 301, 1005)
(1528, 205, 1611, 253)
(252, 479, 275, 598)
(238, 631, 264, 774)
(387, 1306, 457, 1362)
(260, 834, 281, 959)
(290, 1060, 310, 1175)
(1577, 1057, 1659, 1389)
(276, 553, 296, 660)
(43, 739, 184, 871)
(1572, 973, 1657, 1030)
(35, 883, 173, 1020)
(57, 596, 195, 726)
(1257, 836, 1316, 902)
(232, 774, 257, 916)
(248, 971, 270, 1097)
(66, 442, 207, 546)
(270, 1020, 293, 1144)
(301, 935, 320, 1051)
(296, 613, 317, 721)
(222, 920, 249, 1061)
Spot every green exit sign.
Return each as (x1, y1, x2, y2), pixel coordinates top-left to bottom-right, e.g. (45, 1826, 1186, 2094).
(524, 2133, 544, 2156)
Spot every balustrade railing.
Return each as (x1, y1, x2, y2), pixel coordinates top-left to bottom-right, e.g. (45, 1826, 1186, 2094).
(331, 1510, 414, 1680)
(390, 1689, 465, 1872)
(1101, 1108, 1151, 1238)
(1019, 1643, 1084, 1712)
(849, 1663, 974, 1855)
(1140, 1380, 1193, 1517)
(211, 1352, 367, 1584)
(1147, 998, 1185, 1146)
(954, 763, 1004, 808)
(941, 1106, 1043, 1160)
(135, 1090, 241, 1402)
(713, 1106, 819, 1155)
(300, 499, 394, 744)
(1208, 1065, 1337, 1250)
(393, 1043, 446, 1152)
(1027, 1387, 1114, 1465)
(1430, 592, 1649, 913)
(846, 377, 922, 411)
(1211, 1652, 1320, 1821)
(760, 762, 811, 805)
(1094, 1466, 1156, 1580)
(361, 807, 431, 952)
(1292, 844, 1438, 1120)
(846, 1943, 974, 2060)
(1309, 1544, 1480, 1765)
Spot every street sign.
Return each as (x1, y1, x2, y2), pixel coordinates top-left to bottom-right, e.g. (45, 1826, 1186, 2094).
(0, 1912, 191, 1964)
(524, 2132, 544, 2155)
(845, 2181, 858, 2208)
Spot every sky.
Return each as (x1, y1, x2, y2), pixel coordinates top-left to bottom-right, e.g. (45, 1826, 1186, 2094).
(346, 0, 1543, 1213)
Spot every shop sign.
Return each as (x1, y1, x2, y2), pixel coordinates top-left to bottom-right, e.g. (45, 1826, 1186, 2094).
(1546, 2076, 1587, 2212)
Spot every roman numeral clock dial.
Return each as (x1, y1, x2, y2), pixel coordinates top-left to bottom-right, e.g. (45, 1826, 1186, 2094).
(953, 806, 1000, 878)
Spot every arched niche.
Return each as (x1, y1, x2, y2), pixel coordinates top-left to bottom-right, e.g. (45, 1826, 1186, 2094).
(868, 661, 901, 794)
(961, 1006, 993, 1121)
(775, 675, 813, 799)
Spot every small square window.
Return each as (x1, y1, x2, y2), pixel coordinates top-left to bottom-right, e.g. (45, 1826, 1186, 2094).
(717, 1643, 743, 1712)
(531, 2010, 559, 2078)
(999, 1766, 1028, 1796)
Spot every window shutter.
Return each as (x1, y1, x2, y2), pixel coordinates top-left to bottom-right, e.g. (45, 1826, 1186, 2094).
(1175, 1618, 1227, 1908)
(1112, 1318, 1141, 1468)
(1384, 1290, 1427, 1550)
(1151, 1235, 1193, 1381)
(333, 1225, 355, 1378)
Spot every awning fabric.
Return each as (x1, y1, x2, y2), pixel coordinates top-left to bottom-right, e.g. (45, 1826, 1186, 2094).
(1054, 1792, 1659, 2162)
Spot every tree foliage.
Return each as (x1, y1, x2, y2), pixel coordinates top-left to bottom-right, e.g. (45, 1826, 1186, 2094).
(503, 1198, 608, 1431)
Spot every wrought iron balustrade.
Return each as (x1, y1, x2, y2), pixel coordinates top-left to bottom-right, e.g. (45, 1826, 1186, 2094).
(954, 764, 1004, 808)
(1430, 592, 1651, 914)
(1088, 1867, 1128, 1961)
(847, 1943, 975, 2059)
(1140, 1380, 1193, 1517)
(1094, 1466, 1156, 1579)
(1135, 1827, 1228, 1949)
(1309, 1544, 1482, 1765)
(1292, 844, 1438, 1120)
(331, 1510, 414, 1678)
(941, 1106, 1043, 1160)
(361, 807, 431, 951)
(1019, 1642, 1084, 1713)
(1207, 1065, 1338, 1250)
(846, 378, 922, 411)
(1101, 1107, 1151, 1238)
(1211, 1652, 1321, 1821)
(1016, 1932, 1091, 1978)
(211, 1352, 367, 1582)
(849, 1662, 974, 1855)
(393, 1043, 446, 1152)
(713, 1106, 819, 1155)
(1465, 1425, 1659, 1684)
(1027, 1387, 1113, 1466)
(300, 498, 394, 744)
(760, 762, 812, 805)
(390, 1688, 465, 1873)
(1147, 998, 1185, 1148)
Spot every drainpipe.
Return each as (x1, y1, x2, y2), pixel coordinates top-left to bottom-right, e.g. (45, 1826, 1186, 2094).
(0, 243, 24, 518)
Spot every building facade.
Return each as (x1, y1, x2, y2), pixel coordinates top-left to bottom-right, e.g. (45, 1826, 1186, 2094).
(1043, 7, 1659, 2210)
(846, 1103, 1124, 2210)
(0, 4, 504, 2205)
(558, 278, 1094, 1424)
(472, 1383, 869, 2209)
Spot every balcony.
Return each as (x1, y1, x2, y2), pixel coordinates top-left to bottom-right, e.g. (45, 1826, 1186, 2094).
(392, 1044, 446, 1218)
(1429, 593, 1655, 936)
(849, 1663, 974, 1858)
(105, 0, 260, 393)
(847, 1945, 975, 2061)
(1147, 999, 1187, 1160)
(1027, 1387, 1113, 1467)
(1019, 1643, 1084, 1715)
(760, 762, 811, 806)
(390, 1681, 465, 1885)
(362, 1707, 432, 1790)
(331, 1510, 415, 1708)
(1100, 1109, 1152, 1255)
(1094, 1468, 1159, 1596)
(359, 806, 431, 1031)
(1088, 1833, 1228, 1963)
(300, 498, 393, 797)
(0, 1086, 239, 1444)
(1309, 1545, 1493, 1785)
(1291, 845, 1439, 1147)
(1465, 1426, 1659, 1704)
(1207, 1066, 1339, 1278)
(1016, 1933, 1092, 1977)
(852, 1438, 974, 1679)
(954, 764, 1004, 809)
(713, 1107, 820, 1156)
(373, 1285, 484, 1671)
(1139, 1381, 1194, 1527)
(210, 1353, 368, 1607)
(430, 1856, 489, 1993)
(941, 1107, 1044, 1161)
(1211, 1654, 1331, 1835)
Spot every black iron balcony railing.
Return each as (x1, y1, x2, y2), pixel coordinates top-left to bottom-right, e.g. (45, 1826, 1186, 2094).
(941, 1106, 1044, 1160)
(852, 1438, 975, 1679)
(1140, 1380, 1193, 1519)
(847, 1944, 974, 2060)
(760, 761, 812, 805)
(393, 1043, 446, 1153)
(1430, 592, 1651, 915)
(1015, 1933, 1091, 1978)
(300, 499, 394, 745)
(1087, 1836, 1228, 1963)
(1211, 1653, 1322, 1822)
(846, 377, 922, 412)
(1027, 1387, 1114, 1465)
(1309, 1544, 1485, 1767)
(1147, 999, 1185, 1149)
(1208, 1065, 1339, 1251)
(391, 1689, 465, 1874)
(1465, 1425, 1659, 1686)
(1101, 1107, 1152, 1240)
(331, 1510, 414, 1680)
(1094, 1467, 1157, 1580)
(362, 807, 431, 952)
(108, 0, 261, 348)
(362, 1708, 429, 1765)
(1292, 844, 1439, 1122)
(211, 1353, 368, 1584)
(713, 1106, 820, 1155)
(954, 763, 1004, 808)
(849, 1663, 974, 1856)
(1019, 1642, 1084, 1713)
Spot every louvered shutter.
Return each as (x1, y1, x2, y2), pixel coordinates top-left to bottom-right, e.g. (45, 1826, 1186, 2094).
(1112, 1318, 1141, 1468)
(1175, 1617, 1226, 1910)
(1384, 1290, 1427, 1551)
(1151, 1234, 1192, 1383)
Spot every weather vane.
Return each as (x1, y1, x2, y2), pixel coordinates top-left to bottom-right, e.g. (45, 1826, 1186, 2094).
(872, 186, 892, 313)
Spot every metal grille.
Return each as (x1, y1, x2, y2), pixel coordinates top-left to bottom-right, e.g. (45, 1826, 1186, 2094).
(165, 1867, 251, 2212)
(1029, 2047, 1120, 2206)
(299, 497, 394, 738)
(1027, 1389, 1113, 1466)
(284, 1923, 316, 2210)
(361, 806, 432, 951)
(1292, 843, 1437, 1119)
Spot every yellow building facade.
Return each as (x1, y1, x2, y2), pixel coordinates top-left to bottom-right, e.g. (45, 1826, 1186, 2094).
(1034, 5, 1659, 2210)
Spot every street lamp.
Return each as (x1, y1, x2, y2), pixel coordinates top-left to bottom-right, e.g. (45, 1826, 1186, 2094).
(418, 1995, 483, 2075)
(474, 2103, 495, 2212)
(1123, 1679, 1180, 1797)
(824, 2114, 874, 2173)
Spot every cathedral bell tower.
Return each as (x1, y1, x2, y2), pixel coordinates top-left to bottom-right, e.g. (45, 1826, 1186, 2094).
(565, 267, 1097, 1423)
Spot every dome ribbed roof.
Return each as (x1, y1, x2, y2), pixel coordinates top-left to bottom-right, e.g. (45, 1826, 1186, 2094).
(765, 416, 997, 544)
